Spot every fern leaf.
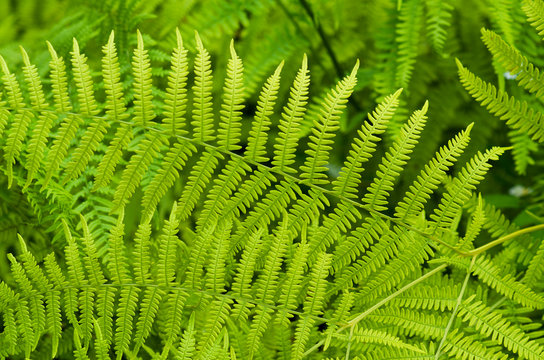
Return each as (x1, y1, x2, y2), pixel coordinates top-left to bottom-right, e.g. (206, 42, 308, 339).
(272, 55, 310, 173)
(163, 28, 189, 137)
(175, 150, 222, 221)
(114, 287, 140, 360)
(458, 296, 544, 359)
(524, 0, 544, 40)
(430, 147, 505, 233)
(161, 289, 189, 352)
(1, 55, 33, 188)
(291, 252, 331, 360)
(113, 131, 168, 210)
(133, 287, 164, 353)
(192, 31, 215, 143)
(42, 42, 82, 189)
(481, 28, 544, 99)
(457, 59, 544, 142)
(133, 30, 155, 126)
(107, 211, 130, 284)
(218, 40, 245, 151)
(363, 102, 428, 212)
(19, 47, 54, 189)
(141, 141, 195, 221)
(424, 0, 453, 52)
(93, 31, 131, 189)
(157, 202, 182, 286)
(396, 0, 424, 88)
(245, 61, 283, 163)
(333, 327, 424, 353)
(205, 219, 232, 293)
(177, 312, 196, 360)
(395, 123, 473, 221)
(300, 61, 358, 185)
(333, 89, 401, 198)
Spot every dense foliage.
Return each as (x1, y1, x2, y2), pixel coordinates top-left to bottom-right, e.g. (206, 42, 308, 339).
(0, 0, 543, 359)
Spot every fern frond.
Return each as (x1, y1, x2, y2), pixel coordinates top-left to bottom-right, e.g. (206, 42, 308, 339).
(395, 0, 424, 88)
(192, 31, 215, 143)
(133, 30, 155, 127)
(481, 28, 544, 99)
(430, 147, 505, 233)
(272, 55, 310, 173)
(113, 131, 168, 210)
(141, 141, 195, 221)
(206, 219, 232, 293)
(524, 0, 544, 40)
(333, 89, 401, 198)
(448, 255, 544, 309)
(300, 61, 358, 185)
(157, 202, 182, 286)
(1, 55, 33, 188)
(458, 296, 544, 360)
(291, 252, 331, 360)
(93, 31, 131, 189)
(218, 40, 245, 151)
(114, 287, 140, 360)
(245, 61, 283, 163)
(457, 59, 544, 142)
(175, 149, 222, 221)
(177, 312, 197, 360)
(62, 38, 104, 184)
(163, 28, 189, 137)
(42, 42, 82, 188)
(395, 123, 473, 221)
(363, 102, 428, 212)
(19, 47, 55, 189)
(424, 0, 453, 52)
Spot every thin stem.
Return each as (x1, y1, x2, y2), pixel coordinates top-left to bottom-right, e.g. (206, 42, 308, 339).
(434, 255, 476, 359)
(466, 223, 544, 256)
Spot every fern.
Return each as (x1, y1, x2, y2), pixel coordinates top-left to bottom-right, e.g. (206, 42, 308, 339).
(0, 27, 542, 360)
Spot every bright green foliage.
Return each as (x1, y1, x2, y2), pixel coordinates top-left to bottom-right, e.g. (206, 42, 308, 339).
(0, 4, 543, 359)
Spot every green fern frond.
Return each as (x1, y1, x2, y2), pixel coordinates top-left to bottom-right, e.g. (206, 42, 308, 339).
(133, 30, 155, 127)
(93, 31, 131, 190)
(300, 61, 359, 185)
(163, 28, 189, 137)
(273, 54, 310, 174)
(246, 61, 283, 163)
(457, 59, 544, 142)
(333, 89, 402, 199)
(395, 122, 473, 221)
(396, 0, 424, 88)
(458, 296, 544, 360)
(524, 0, 544, 40)
(424, 0, 453, 52)
(363, 101, 428, 212)
(291, 252, 331, 360)
(430, 146, 506, 233)
(218, 40, 245, 151)
(192, 31, 215, 143)
(18, 47, 54, 190)
(1, 54, 33, 188)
